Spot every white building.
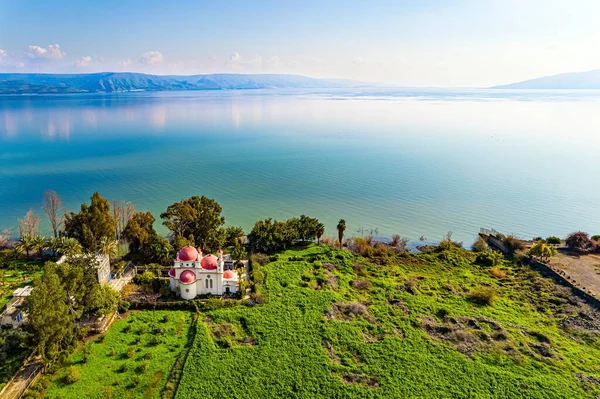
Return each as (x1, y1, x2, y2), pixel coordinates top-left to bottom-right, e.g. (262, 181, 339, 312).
(57, 254, 111, 284)
(0, 286, 33, 329)
(169, 246, 239, 299)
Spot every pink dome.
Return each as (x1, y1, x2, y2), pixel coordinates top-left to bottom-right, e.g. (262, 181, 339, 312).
(217, 248, 223, 254)
(178, 246, 198, 261)
(168, 267, 176, 277)
(201, 254, 218, 270)
(179, 270, 196, 284)
(223, 270, 234, 279)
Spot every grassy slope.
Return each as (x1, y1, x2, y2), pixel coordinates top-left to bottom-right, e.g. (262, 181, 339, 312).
(41, 310, 193, 399)
(176, 245, 600, 399)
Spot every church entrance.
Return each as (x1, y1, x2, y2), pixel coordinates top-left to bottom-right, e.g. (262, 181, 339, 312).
(225, 286, 230, 295)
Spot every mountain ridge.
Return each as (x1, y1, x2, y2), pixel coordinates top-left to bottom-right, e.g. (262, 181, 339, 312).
(0, 72, 364, 94)
(492, 69, 600, 89)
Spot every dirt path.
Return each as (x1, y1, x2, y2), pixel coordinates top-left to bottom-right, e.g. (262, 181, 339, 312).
(549, 250, 600, 298)
(0, 360, 42, 399)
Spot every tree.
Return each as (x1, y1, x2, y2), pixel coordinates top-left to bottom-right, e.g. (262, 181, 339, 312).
(113, 200, 135, 240)
(122, 211, 156, 254)
(565, 232, 596, 252)
(87, 284, 118, 316)
(42, 190, 64, 238)
(160, 195, 225, 252)
(315, 222, 325, 245)
(0, 229, 10, 249)
(15, 235, 35, 259)
(26, 270, 75, 367)
(18, 209, 40, 238)
(146, 234, 174, 263)
(98, 238, 118, 258)
(64, 192, 116, 251)
(337, 219, 346, 249)
(32, 235, 47, 261)
(247, 218, 285, 253)
(231, 240, 247, 262)
(224, 226, 245, 247)
(57, 237, 83, 257)
(529, 240, 558, 263)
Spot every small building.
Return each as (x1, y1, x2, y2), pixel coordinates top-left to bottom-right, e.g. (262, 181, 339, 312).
(0, 286, 33, 329)
(57, 254, 111, 284)
(169, 246, 240, 299)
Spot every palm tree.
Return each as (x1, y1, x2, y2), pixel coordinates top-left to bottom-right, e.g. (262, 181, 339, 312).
(48, 236, 61, 258)
(316, 223, 325, 245)
(336, 219, 346, 249)
(15, 235, 35, 259)
(58, 237, 83, 257)
(32, 235, 47, 261)
(99, 237, 117, 258)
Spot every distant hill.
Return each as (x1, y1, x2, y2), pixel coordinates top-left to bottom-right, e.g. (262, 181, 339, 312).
(492, 69, 600, 89)
(0, 72, 363, 94)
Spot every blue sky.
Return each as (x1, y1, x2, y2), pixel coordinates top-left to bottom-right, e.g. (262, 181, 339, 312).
(0, 0, 599, 86)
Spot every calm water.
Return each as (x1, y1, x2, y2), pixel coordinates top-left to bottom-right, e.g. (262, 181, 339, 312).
(1, 88, 600, 244)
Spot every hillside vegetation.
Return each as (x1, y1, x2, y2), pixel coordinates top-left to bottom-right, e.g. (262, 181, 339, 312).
(176, 245, 600, 398)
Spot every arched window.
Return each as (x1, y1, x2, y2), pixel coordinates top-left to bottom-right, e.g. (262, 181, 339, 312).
(205, 279, 209, 289)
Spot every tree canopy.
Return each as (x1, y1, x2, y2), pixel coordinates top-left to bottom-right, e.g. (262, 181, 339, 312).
(160, 195, 225, 252)
(64, 192, 116, 252)
(247, 215, 323, 253)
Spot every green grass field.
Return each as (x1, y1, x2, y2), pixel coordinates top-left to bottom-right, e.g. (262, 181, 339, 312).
(174, 245, 600, 398)
(0, 264, 41, 311)
(38, 310, 194, 399)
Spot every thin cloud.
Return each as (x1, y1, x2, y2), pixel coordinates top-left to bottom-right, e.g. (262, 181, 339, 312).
(27, 44, 65, 60)
(74, 56, 93, 67)
(139, 51, 164, 65)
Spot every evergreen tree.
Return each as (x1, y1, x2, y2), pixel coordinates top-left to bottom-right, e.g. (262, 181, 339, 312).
(26, 271, 75, 367)
(161, 195, 225, 252)
(64, 192, 116, 251)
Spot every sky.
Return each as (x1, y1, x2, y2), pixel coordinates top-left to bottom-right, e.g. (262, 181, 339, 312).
(0, 0, 599, 87)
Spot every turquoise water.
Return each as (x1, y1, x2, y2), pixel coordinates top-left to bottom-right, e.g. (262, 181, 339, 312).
(1, 88, 600, 244)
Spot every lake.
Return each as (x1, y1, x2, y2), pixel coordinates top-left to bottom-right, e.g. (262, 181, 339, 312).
(1, 88, 599, 244)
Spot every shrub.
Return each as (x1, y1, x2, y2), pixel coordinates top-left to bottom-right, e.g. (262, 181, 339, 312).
(251, 253, 271, 266)
(546, 236, 561, 245)
(471, 237, 488, 252)
(475, 251, 502, 267)
(565, 232, 596, 252)
(132, 375, 141, 387)
(529, 241, 557, 262)
(502, 236, 524, 254)
(118, 300, 131, 313)
(253, 269, 265, 284)
(352, 279, 372, 291)
(591, 235, 600, 243)
(127, 348, 135, 358)
(65, 366, 81, 384)
(489, 267, 506, 279)
(133, 270, 156, 286)
(468, 286, 496, 306)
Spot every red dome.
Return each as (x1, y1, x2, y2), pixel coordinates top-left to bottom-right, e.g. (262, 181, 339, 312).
(168, 267, 176, 277)
(178, 246, 198, 261)
(223, 270, 234, 279)
(179, 270, 196, 284)
(201, 254, 218, 270)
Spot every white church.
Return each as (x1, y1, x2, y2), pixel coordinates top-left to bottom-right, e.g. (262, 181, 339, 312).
(169, 246, 239, 299)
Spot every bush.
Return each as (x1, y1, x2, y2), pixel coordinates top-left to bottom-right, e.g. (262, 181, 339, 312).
(468, 286, 496, 306)
(489, 267, 506, 279)
(133, 271, 156, 286)
(127, 348, 136, 358)
(546, 236, 561, 245)
(471, 237, 488, 252)
(253, 269, 265, 284)
(251, 253, 270, 266)
(118, 300, 131, 313)
(502, 236, 524, 254)
(65, 366, 81, 384)
(351, 279, 372, 291)
(475, 251, 502, 267)
(565, 232, 596, 252)
(591, 235, 600, 243)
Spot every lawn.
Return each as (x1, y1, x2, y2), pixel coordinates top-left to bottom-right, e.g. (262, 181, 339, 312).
(37, 310, 194, 399)
(175, 245, 600, 398)
(0, 262, 42, 311)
